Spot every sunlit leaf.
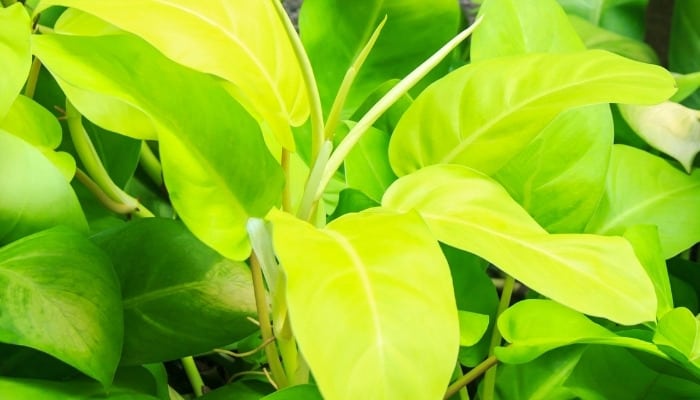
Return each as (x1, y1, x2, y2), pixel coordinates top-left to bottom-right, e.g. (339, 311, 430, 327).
(383, 165, 657, 325)
(670, 0, 700, 108)
(92, 219, 258, 365)
(586, 145, 700, 258)
(496, 300, 665, 364)
(0, 227, 122, 385)
(458, 311, 489, 347)
(389, 50, 675, 176)
(0, 4, 31, 120)
(654, 307, 700, 366)
(35, 0, 309, 150)
(269, 209, 458, 400)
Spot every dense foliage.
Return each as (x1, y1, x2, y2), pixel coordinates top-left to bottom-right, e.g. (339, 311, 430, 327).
(1, 0, 699, 399)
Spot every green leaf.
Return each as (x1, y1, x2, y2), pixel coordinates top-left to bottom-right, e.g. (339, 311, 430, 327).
(0, 130, 87, 245)
(458, 311, 489, 347)
(670, 0, 700, 108)
(33, 33, 284, 260)
(654, 307, 700, 365)
(342, 122, 397, 203)
(673, 72, 700, 103)
(0, 94, 75, 179)
(350, 79, 413, 134)
(91, 218, 257, 365)
(35, 0, 309, 150)
(300, 0, 460, 116)
(585, 145, 700, 258)
(623, 225, 674, 318)
(472, 0, 585, 60)
(383, 165, 657, 325)
(261, 384, 323, 400)
(83, 119, 141, 188)
(0, 227, 122, 385)
(568, 15, 658, 63)
(495, 105, 613, 233)
(199, 381, 272, 400)
(495, 300, 666, 364)
(389, 50, 675, 176)
(0, 4, 31, 120)
(619, 102, 700, 172)
(269, 209, 458, 400)
(329, 188, 379, 221)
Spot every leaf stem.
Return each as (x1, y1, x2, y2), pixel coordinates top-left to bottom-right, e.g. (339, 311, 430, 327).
(181, 356, 205, 397)
(481, 274, 515, 400)
(271, 0, 324, 159)
(443, 355, 498, 399)
(281, 149, 292, 212)
(139, 141, 163, 187)
(74, 169, 135, 215)
(251, 251, 289, 388)
(24, 57, 42, 98)
(313, 17, 483, 202)
(297, 140, 332, 221)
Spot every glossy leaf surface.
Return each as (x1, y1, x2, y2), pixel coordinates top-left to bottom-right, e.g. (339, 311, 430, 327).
(0, 4, 31, 120)
(0, 130, 86, 245)
(92, 219, 257, 365)
(0, 227, 122, 385)
(300, 0, 459, 116)
(383, 165, 657, 325)
(342, 123, 396, 203)
(270, 209, 458, 400)
(569, 15, 658, 63)
(670, 0, 700, 107)
(496, 300, 665, 364)
(389, 50, 675, 176)
(35, 0, 309, 150)
(33, 33, 284, 260)
(586, 145, 700, 258)
(654, 307, 700, 366)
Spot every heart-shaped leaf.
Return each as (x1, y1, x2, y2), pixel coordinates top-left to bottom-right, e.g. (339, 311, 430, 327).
(92, 219, 258, 365)
(269, 209, 458, 400)
(35, 0, 309, 150)
(389, 50, 675, 176)
(0, 4, 31, 120)
(383, 164, 657, 325)
(0, 227, 122, 385)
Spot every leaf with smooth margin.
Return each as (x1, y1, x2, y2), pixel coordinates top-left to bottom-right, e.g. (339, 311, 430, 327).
(0, 227, 122, 385)
(568, 15, 658, 63)
(300, 0, 459, 116)
(458, 311, 489, 347)
(619, 102, 700, 172)
(495, 300, 666, 364)
(0, 130, 87, 245)
(261, 384, 323, 400)
(0, 4, 31, 120)
(673, 72, 700, 103)
(670, 0, 700, 108)
(623, 225, 674, 318)
(269, 209, 458, 400)
(33, 34, 284, 261)
(654, 307, 700, 366)
(0, 95, 75, 179)
(342, 122, 397, 203)
(471, 0, 584, 61)
(389, 50, 676, 176)
(91, 219, 257, 365)
(35, 0, 308, 150)
(383, 165, 657, 325)
(586, 145, 700, 258)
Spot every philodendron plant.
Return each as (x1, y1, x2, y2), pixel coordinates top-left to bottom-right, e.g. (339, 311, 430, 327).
(1, 0, 700, 398)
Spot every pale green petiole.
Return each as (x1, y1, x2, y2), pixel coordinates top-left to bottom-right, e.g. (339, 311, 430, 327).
(313, 16, 484, 202)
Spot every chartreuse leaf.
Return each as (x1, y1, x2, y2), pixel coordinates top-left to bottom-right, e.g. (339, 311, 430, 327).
(383, 165, 657, 325)
(495, 300, 666, 364)
(33, 34, 284, 261)
(654, 307, 700, 368)
(670, 0, 700, 108)
(300, 0, 459, 116)
(458, 311, 489, 347)
(91, 219, 257, 366)
(568, 15, 658, 63)
(619, 102, 700, 172)
(0, 4, 31, 120)
(673, 72, 700, 103)
(389, 50, 675, 177)
(0, 227, 122, 386)
(623, 225, 674, 318)
(269, 209, 458, 400)
(471, 0, 584, 60)
(585, 145, 700, 258)
(0, 130, 87, 245)
(35, 0, 308, 150)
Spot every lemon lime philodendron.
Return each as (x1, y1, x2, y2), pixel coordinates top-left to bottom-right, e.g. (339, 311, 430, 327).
(1, 0, 700, 399)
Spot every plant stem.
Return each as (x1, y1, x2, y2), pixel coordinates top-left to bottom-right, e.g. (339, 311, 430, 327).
(281, 149, 292, 212)
(443, 355, 498, 399)
(313, 17, 483, 202)
(181, 356, 205, 397)
(481, 274, 515, 400)
(139, 141, 163, 187)
(24, 57, 42, 98)
(74, 169, 136, 215)
(251, 252, 289, 388)
(297, 140, 332, 220)
(271, 0, 324, 160)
